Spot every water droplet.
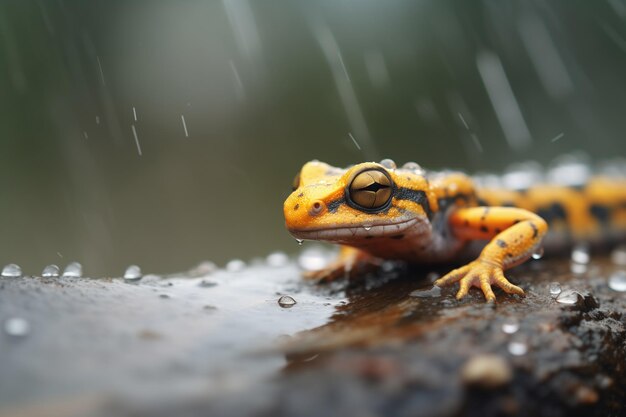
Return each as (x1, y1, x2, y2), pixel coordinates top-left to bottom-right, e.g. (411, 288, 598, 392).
(549, 282, 562, 298)
(531, 247, 544, 260)
(4, 317, 30, 337)
(570, 263, 587, 274)
(379, 158, 396, 169)
(1, 264, 22, 278)
(507, 341, 528, 356)
(278, 295, 297, 308)
(225, 259, 246, 272)
(608, 271, 626, 292)
(41, 264, 60, 277)
(501, 320, 520, 334)
(266, 251, 289, 267)
(123, 265, 142, 281)
(611, 246, 626, 266)
(571, 244, 590, 264)
(298, 246, 332, 271)
(410, 286, 442, 298)
(363, 225, 372, 231)
(189, 261, 217, 276)
(556, 290, 581, 305)
(295, 239, 303, 246)
(402, 162, 423, 172)
(62, 262, 82, 277)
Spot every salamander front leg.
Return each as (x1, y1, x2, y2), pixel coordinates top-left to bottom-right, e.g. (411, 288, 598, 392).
(435, 207, 548, 302)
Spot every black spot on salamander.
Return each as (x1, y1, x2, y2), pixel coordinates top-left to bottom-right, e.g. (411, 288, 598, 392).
(494, 228, 501, 234)
(480, 225, 489, 233)
(536, 203, 566, 224)
(326, 198, 344, 213)
(298, 192, 304, 198)
(506, 253, 513, 258)
(496, 239, 508, 248)
(294, 204, 299, 211)
(590, 204, 610, 225)
(390, 234, 405, 240)
(529, 222, 538, 238)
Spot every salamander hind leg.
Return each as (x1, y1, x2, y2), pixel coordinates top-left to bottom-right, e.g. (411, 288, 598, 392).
(434, 207, 548, 302)
(303, 246, 383, 282)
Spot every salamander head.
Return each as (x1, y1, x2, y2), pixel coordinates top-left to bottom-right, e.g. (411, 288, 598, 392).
(284, 160, 438, 244)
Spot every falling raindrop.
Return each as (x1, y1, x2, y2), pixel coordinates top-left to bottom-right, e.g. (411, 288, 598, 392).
(571, 244, 590, 264)
(1, 264, 22, 278)
(41, 264, 60, 277)
(556, 290, 581, 305)
(123, 265, 142, 281)
(501, 320, 520, 334)
(549, 282, 562, 298)
(507, 341, 528, 356)
(531, 247, 544, 260)
(266, 251, 289, 267)
(278, 295, 297, 308)
(225, 259, 246, 272)
(62, 262, 83, 278)
(608, 271, 626, 292)
(4, 317, 30, 337)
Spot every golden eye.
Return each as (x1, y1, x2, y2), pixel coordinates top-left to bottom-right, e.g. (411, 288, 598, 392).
(292, 171, 301, 191)
(348, 169, 393, 210)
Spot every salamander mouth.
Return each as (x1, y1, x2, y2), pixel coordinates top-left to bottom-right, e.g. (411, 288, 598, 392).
(288, 217, 425, 242)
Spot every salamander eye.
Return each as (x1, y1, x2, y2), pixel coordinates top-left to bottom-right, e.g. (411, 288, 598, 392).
(348, 169, 393, 210)
(292, 171, 301, 191)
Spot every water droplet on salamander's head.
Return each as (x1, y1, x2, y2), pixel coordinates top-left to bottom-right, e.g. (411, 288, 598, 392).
(608, 271, 626, 292)
(363, 225, 372, 231)
(1, 264, 22, 278)
(278, 295, 297, 308)
(123, 265, 142, 281)
(42, 264, 60, 277)
(531, 247, 544, 260)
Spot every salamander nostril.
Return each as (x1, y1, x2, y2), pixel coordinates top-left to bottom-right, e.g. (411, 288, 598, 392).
(309, 201, 324, 216)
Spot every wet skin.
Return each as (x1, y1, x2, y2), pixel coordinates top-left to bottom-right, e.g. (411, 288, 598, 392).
(284, 159, 626, 302)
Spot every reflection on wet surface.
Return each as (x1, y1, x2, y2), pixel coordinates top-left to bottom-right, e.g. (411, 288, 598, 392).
(0, 249, 624, 415)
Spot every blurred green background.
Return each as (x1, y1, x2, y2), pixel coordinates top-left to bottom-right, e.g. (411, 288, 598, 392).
(1, 0, 625, 275)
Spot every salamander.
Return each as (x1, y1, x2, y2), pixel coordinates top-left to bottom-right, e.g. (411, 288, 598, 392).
(283, 159, 626, 302)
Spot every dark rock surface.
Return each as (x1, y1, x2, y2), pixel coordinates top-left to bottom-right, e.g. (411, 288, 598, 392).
(0, 252, 624, 417)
